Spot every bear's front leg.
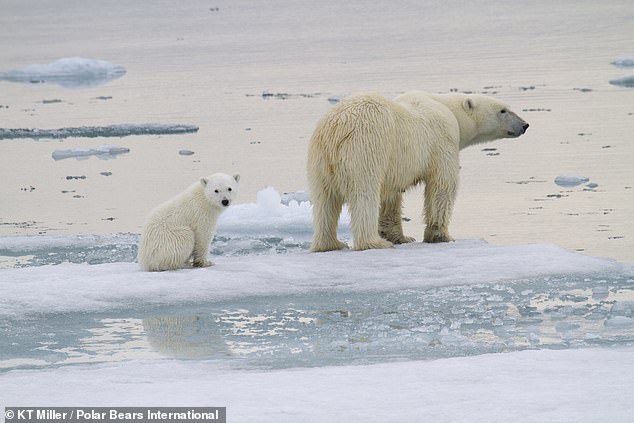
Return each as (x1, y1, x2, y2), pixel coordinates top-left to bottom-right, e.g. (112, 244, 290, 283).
(424, 224, 454, 243)
(423, 173, 457, 244)
(192, 229, 214, 267)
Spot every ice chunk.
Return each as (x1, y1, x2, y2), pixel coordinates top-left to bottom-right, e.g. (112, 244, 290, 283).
(609, 75, 634, 88)
(52, 144, 130, 161)
(0, 124, 199, 140)
(611, 56, 634, 68)
(554, 175, 589, 187)
(0, 57, 126, 88)
(280, 191, 311, 206)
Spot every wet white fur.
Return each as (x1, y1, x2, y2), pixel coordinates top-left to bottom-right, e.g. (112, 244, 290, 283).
(307, 91, 528, 251)
(138, 173, 240, 271)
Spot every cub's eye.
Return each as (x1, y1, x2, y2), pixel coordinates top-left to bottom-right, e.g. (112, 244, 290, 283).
(500, 109, 507, 114)
(228, 187, 232, 192)
(214, 189, 219, 193)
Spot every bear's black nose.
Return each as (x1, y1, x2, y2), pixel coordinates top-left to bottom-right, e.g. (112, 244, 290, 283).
(522, 123, 529, 133)
(222, 199, 229, 207)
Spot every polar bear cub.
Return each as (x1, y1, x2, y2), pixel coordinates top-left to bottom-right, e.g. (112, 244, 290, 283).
(138, 173, 240, 271)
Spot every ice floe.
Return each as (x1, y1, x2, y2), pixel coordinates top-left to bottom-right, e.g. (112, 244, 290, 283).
(0, 57, 126, 88)
(52, 144, 130, 161)
(611, 56, 634, 68)
(609, 75, 634, 88)
(0, 124, 199, 140)
(554, 175, 590, 187)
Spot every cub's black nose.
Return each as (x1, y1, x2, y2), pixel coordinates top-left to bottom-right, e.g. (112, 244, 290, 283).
(522, 123, 529, 133)
(222, 199, 229, 207)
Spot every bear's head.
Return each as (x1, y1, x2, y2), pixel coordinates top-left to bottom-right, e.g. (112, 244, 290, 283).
(462, 95, 529, 146)
(200, 173, 240, 209)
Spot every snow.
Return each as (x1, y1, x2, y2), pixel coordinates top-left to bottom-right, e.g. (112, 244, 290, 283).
(52, 144, 130, 161)
(0, 124, 199, 140)
(1, 347, 633, 422)
(0, 57, 126, 88)
(217, 187, 346, 236)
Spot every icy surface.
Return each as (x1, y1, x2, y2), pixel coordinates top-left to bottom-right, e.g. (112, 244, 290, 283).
(612, 56, 634, 67)
(0, 57, 126, 88)
(0, 124, 199, 140)
(609, 75, 634, 88)
(52, 144, 130, 161)
(1, 348, 633, 422)
(554, 175, 590, 187)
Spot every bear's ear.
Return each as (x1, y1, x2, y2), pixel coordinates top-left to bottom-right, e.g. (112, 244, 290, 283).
(233, 173, 240, 183)
(463, 97, 475, 112)
(200, 177, 208, 187)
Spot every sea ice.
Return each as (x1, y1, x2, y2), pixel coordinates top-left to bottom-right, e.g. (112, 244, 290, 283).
(0, 124, 199, 140)
(280, 191, 311, 206)
(609, 75, 634, 88)
(0, 57, 126, 88)
(554, 175, 589, 187)
(52, 145, 130, 161)
(611, 56, 634, 68)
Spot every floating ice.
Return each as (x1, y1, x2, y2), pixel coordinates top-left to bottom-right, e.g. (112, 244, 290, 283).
(0, 57, 126, 88)
(0, 124, 199, 140)
(280, 191, 311, 206)
(554, 175, 589, 187)
(52, 145, 130, 161)
(609, 75, 634, 88)
(611, 56, 634, 68)
(218, 186, 347, 237)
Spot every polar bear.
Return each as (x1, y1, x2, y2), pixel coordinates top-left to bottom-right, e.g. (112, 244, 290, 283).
(307, 91, 528, 252)
(137, 173, 239, 271)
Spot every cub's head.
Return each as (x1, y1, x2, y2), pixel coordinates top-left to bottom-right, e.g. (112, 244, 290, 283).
(463, 95, 529, 144)
(200, 173, 240, 209)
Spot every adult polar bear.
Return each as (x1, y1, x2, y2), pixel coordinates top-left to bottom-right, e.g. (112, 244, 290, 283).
(307, 91, 529, 252)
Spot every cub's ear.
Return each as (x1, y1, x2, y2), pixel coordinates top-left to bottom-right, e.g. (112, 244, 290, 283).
(200, 177, 208, 186)
(233, 173, 240, 183)
(463, 97, 475, 112)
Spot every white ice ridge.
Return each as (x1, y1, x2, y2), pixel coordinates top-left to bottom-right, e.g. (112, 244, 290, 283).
(0, 239, 623, 317)
(0, 124, 199, 140)
(52, 144, 130, 161)
(0, 57, 126, 88)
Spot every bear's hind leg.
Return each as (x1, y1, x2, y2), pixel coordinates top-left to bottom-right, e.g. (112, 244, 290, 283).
(379, 191, 416, 244)
(311, 187, 348, 252)
(143, 226, 195, 271)
(349, 189, 393, 251)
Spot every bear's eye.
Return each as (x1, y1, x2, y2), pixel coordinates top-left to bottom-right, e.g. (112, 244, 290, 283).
(500, 109, 507, 114)
(214, 189, 219, 193)
(228, 187, 232, 192)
